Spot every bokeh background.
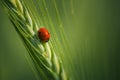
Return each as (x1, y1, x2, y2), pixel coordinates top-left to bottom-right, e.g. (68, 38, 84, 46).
(0, 0, 120, 80)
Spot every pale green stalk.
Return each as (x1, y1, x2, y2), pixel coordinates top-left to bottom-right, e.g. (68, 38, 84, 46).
(1, 0, 68, 80)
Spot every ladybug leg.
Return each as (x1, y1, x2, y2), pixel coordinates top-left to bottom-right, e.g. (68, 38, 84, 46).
(45, 39, 49, 42)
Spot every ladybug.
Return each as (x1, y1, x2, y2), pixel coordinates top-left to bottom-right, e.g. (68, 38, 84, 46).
(38, 27, 50, 42)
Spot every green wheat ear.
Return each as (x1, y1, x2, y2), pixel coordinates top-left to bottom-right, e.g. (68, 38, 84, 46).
(1, 0, 68, 80)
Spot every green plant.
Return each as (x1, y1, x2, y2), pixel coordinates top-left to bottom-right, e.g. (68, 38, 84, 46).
(1, 0, 68, 80)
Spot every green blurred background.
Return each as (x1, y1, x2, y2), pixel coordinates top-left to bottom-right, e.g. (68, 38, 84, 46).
(0, 0, 120, 80)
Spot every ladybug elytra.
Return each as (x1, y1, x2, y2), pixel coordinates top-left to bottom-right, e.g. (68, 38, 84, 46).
(38, 27, 50, 42)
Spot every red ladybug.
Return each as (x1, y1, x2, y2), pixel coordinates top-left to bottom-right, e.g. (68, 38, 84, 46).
(38, 27, 50, 42)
